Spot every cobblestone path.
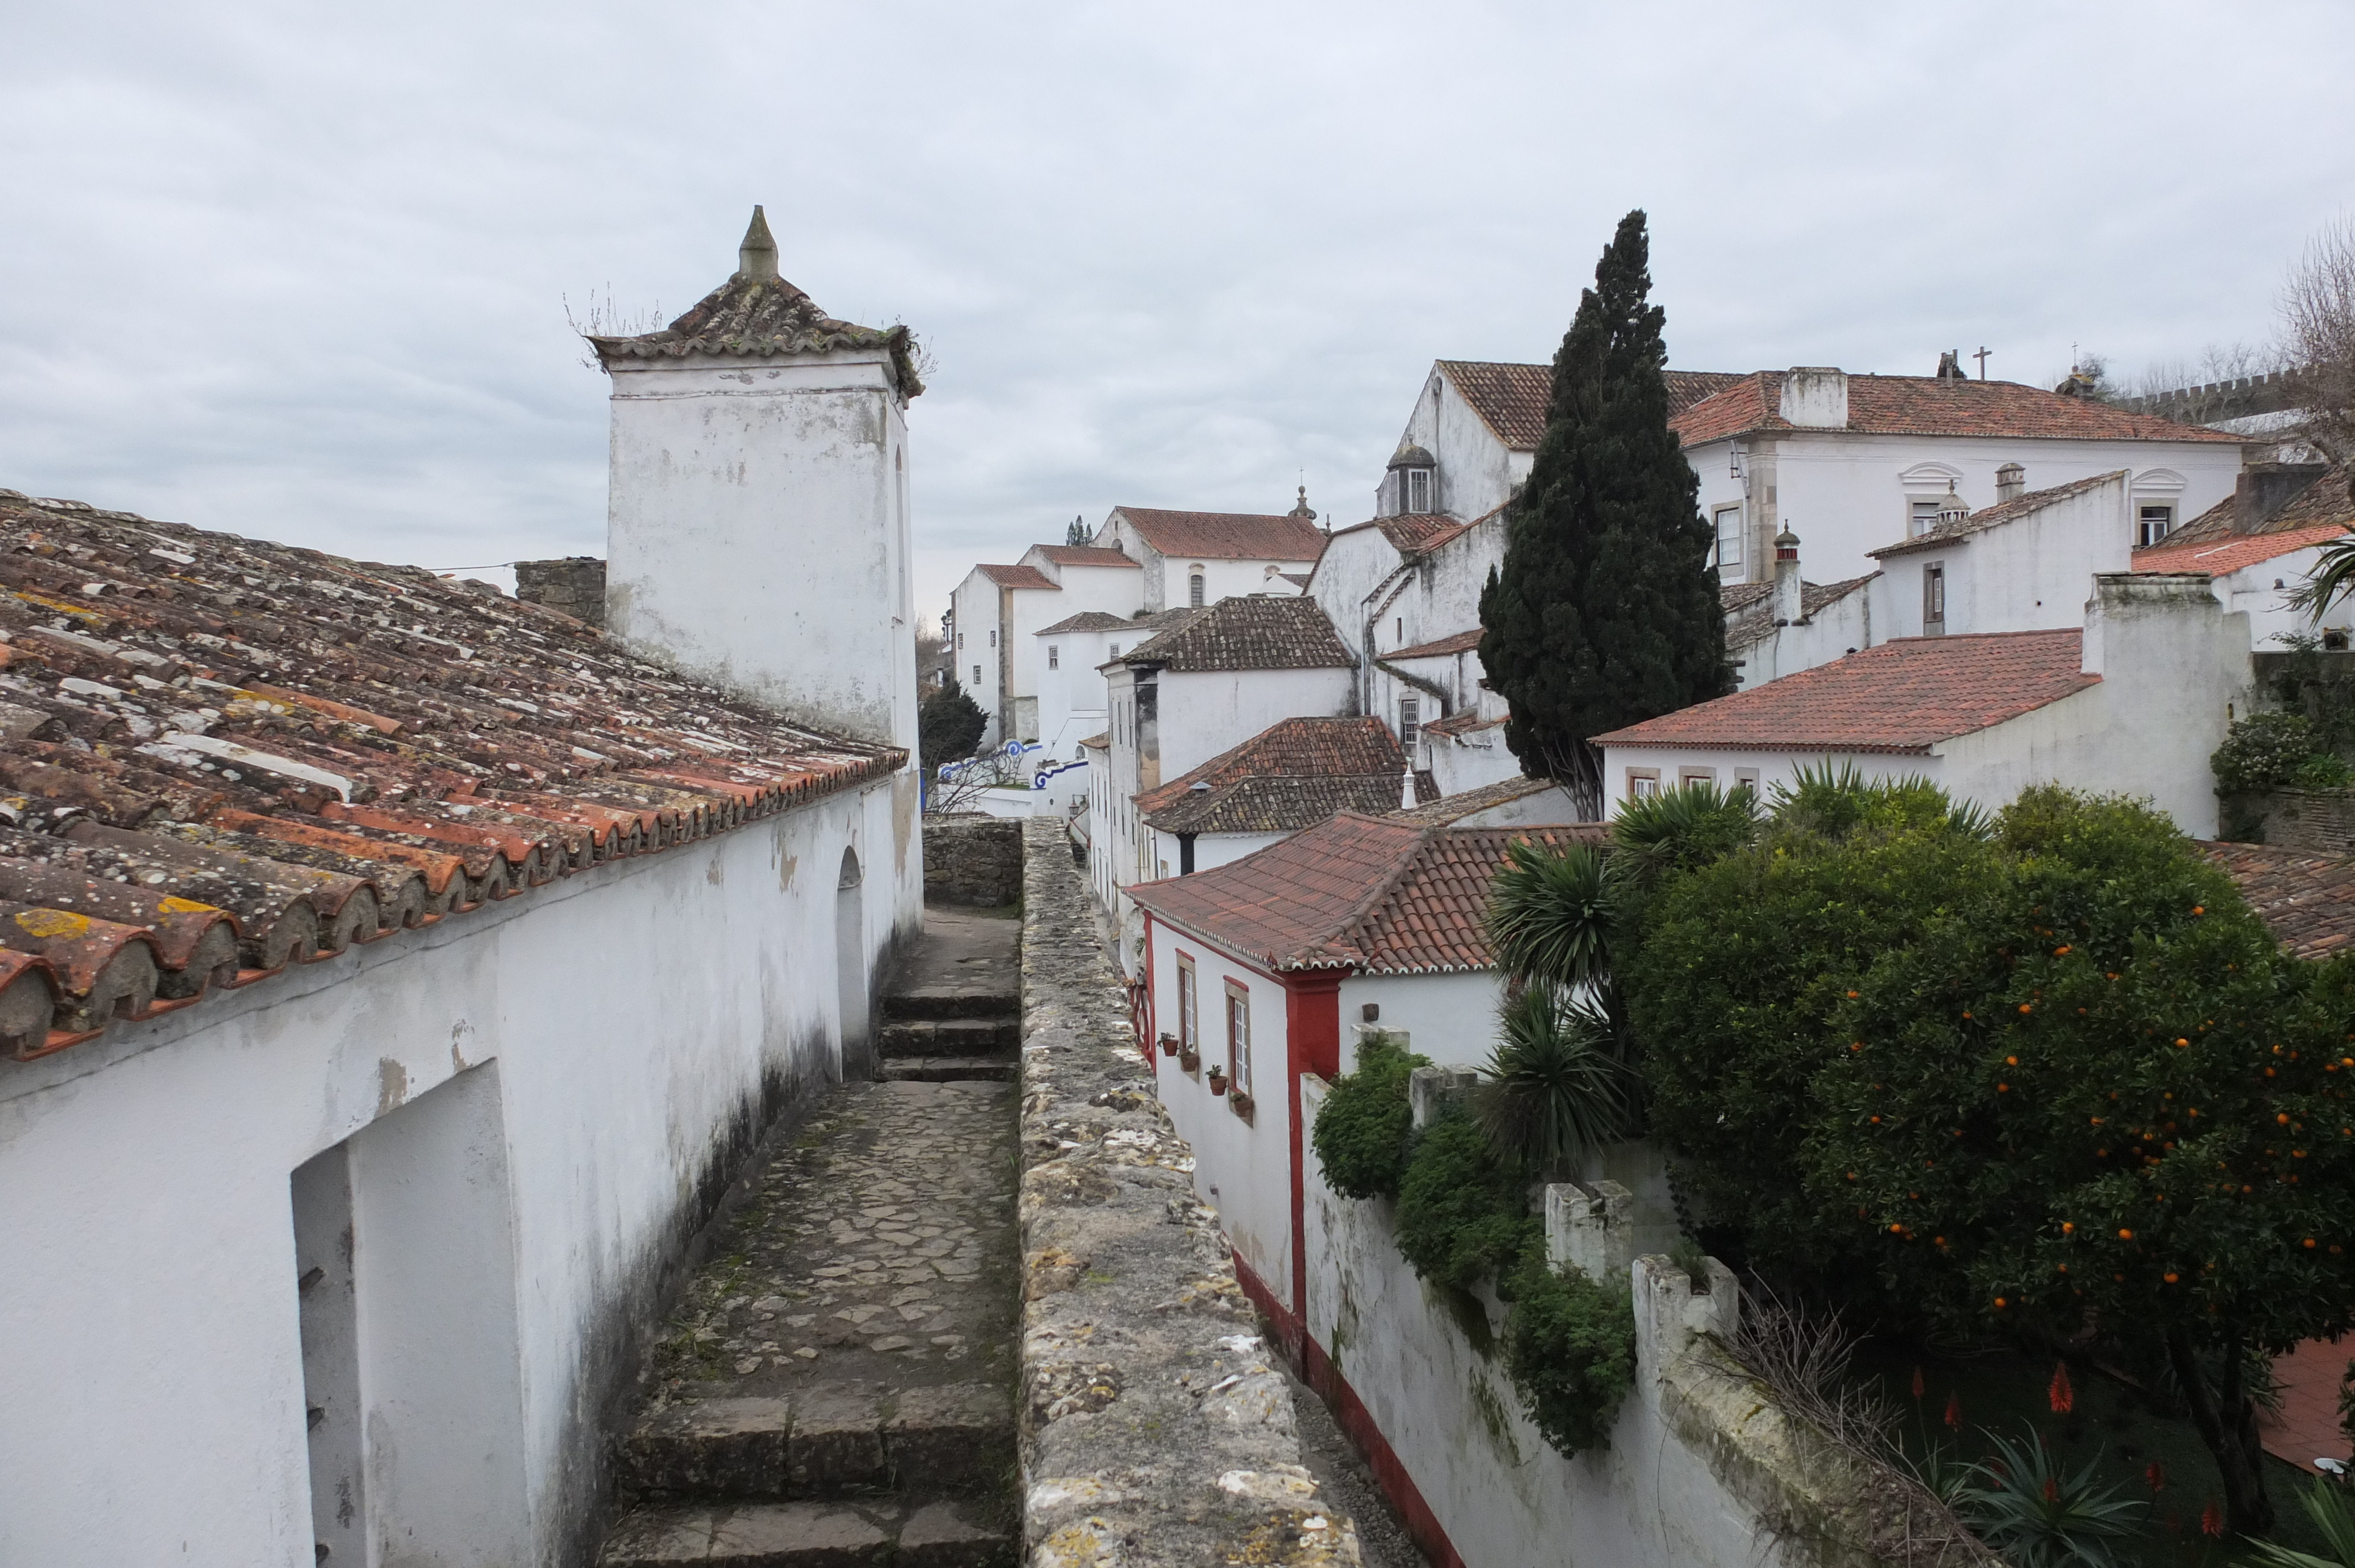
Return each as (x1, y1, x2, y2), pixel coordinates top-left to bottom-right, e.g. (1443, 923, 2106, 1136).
(598, 908, 1021, 1566)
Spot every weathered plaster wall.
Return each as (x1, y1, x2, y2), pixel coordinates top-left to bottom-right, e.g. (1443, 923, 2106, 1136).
(924, 813, 1024, 906)
(1017, 818, 1359, 1567)
(0, 779, 915, 1567)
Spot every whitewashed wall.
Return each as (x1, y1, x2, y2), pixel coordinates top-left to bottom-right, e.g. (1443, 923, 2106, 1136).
(1867, 474, 2131, 642)
(0, 777, 916, 1568)
(1732, 582, 1876, 690)
(1382, 365, 1531, 525)
(1335, 972, 1501, 1068)
(606, 354, 916, 755)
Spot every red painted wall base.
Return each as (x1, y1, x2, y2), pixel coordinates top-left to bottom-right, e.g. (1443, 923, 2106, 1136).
(1229, 1249, 1467, 1568)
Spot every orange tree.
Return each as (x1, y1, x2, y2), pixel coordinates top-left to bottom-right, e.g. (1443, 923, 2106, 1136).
(1627, 784, 2355, 1536)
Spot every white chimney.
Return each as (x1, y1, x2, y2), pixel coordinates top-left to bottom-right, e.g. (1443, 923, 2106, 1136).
(1995, 462, 2026, 504)
(1779, 367, 1849, 429)
(1772, 527, 1803, 624)
(594, 209, 921, 753)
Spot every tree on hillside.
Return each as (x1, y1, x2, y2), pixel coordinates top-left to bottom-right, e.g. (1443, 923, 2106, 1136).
(1477, 210, 1729, 816)
(918, 676, 987, 773)
(1624, 778, 2355, 1536)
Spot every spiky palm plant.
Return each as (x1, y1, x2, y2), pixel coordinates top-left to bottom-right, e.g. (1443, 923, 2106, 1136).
(2244, 1478, 2355, 1567)
(1476, 986, 1633, 1178)
(1949, 1427, 2147, 1568)
(1610, 779, 1759, 888)
(1486, 839, 1615, 994)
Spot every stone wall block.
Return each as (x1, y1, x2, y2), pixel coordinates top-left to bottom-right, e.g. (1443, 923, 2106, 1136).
(923, 816, 1023, 906)
(1407, 1064, 1480, 1130)
(1546, 1179, 1634, 1284)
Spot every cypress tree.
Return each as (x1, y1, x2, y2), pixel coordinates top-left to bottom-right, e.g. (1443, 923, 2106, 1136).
(1477, 210, 1729, 816)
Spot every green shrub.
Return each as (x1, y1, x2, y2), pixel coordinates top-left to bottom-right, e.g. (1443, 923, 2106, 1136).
(1394, 1112, 1537, 1293)
(1309, 1031, 1427, 1201)
(2213, 710, 2323, 793)
(2297, 752, 2355, 789)
(1501, 1249, 1637, 1457)
(1948, 1427, 2147, 1567)
(1476, 986, 1633, 1179)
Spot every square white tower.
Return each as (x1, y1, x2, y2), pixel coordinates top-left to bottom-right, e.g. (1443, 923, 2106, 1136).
(593, 209, 922, 752)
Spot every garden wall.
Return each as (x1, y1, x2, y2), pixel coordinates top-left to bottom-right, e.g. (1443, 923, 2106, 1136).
(924, 813, 1024, 905)
(1300, 1074, 1905, 1568)
(2227, 788, 2355, 853)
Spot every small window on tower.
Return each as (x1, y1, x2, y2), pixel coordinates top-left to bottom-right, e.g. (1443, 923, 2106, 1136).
(1048, 645, 1060, 669)
(1399, 696, 1421, 752)
(1923, 563, 1946, 631)
(1406, 469, 1431, 513)
(1189, 572, 1205, 607)
(972, 664, 981, 685)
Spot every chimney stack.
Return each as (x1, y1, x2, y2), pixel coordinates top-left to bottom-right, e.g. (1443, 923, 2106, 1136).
(2233, 462, 2330, 534)
(1778, 368, 1849, 428)
(737, 206, 779, 282)
(1995, 463, 2025, 504)
(1772, 527, 1803, 624)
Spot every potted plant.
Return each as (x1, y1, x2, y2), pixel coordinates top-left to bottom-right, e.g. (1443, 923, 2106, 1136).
(1179, 1043, 1200, 1075)
(1157, 1032, 1180, 1058)
(1206, 1065, 1228, 1097)
(1229, 1088, 1255, 1122)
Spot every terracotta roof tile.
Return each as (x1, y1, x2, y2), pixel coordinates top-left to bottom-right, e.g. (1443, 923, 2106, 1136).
(1725, 575, 1878, 652)
(1143, 775, 1408, 835)
(2132, 523, 2350, 579)
(1113, 507, 1328, 562)
(1034, 545, 1138, 568)
(2200, 841, 2355, 961)
(1130, 811, 1603, 974)
(1388, 629, 1483, 660)
(1120, 595, 1354, 673)
(1137, 716, 1405, 823)
(1671, 374, 2248, 447)
(1036, 610, 1139, 636)
(1593, 629, 2097, 754)
(1438, 361, 1742, 450)
(589, 272, 922, 396)
(1422, 709, 1503, 739)
(976, 563, 1060, 591)
(2168, 463, 2354, 548)
(0, 488, 901, 1065)
(1872, 472, 2124, 559)
(1389, 774, 1569, 826)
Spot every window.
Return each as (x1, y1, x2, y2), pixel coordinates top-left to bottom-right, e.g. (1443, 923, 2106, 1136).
(1405, 468, 1431, 513)
(972, 664, 981, 685)
(1679, 766, 1716, 786)
(956, 633, 963, 650)
(1627, 768, 1661, 800)
(1398, 696, 1421, 752)
(1911, 500, 1941, 537)
(1225, 979, 1252, 1097)
(1189, 572, 1206, 608)
(1109, 643, 1120, 659)
(1922, 563, 1946, 630)
(1733, 767, 1761, 796)
(1714, 506, 1743, 571)
(1178, 955, 1198, 1054)
(1047, 645, 1060, 670)
(2138, 504, 2174, 547)
(989, 629, 997, 647)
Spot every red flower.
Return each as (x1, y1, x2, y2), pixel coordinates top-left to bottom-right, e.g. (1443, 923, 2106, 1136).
(2048, 1361, 2074, 1414)
(2202, 1499, 2224, 1537)
(2144, 1460, 2165, 1494)
(2042, 1477, 2060, 1503)
(1943, 1391, 1962, 1430)
(1910, 1366, 1925, 1401)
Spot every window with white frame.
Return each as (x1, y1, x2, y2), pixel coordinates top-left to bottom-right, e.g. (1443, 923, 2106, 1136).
(2138, 504, 2175, 547)
(1733, 767, 1760, 796)
(1189, 571, 1206, 607)
(1627, 768, 1660, 800)
(1177, 955, 1198, 1054)
(1398, 696, 1421, 752)
(1911, 500, 1942, 537)
(1679, 766, 1716, 787)
(1714, 506, 1743, 571)
(1922, 563, 1946, 629)
(1225, 979, 1252, 1097)
(972, 664, 981, 685)
(1405, 468, 1432, 514)
(1047, 645, 1059, 670)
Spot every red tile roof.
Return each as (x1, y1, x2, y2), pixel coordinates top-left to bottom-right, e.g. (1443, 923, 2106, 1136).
(2167, 463, 2354, 547)
(1388, 629, 1482, 660)
(1034, 545, 1137, 569)
(1389, 774, 1570, 826)
(1112, 507, 1328, 562)
(0, 489, 901, 1063)
(1120, 595, 1354, 672)
(1724, 575, 1878, 652)
(1593, 629, 2098, 754)
(1130, 811, 1603, 974)
(1036, 610, 1139, 636)
(1136, 716, 1404, 819)
(2200, 841, 2355, 961)
(1142, 774, 1409, 835)
(1671, 374, 2248, 447)
(1438, 361, 1742, 450)
(2132, 523, 2350, 579)
(976, 563, 1060, 591)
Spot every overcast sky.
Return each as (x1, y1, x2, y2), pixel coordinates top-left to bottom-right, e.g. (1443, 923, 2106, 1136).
(4, 2, 2350, 622)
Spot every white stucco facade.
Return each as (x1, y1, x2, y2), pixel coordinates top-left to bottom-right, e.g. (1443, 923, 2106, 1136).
(0, 782, 915, 1566)
(948, 553, 1145, 749)
(1867, 472, 2134, 642)
(1377, 364, 1533, 524)
(1092, 509, 1320, 614)
(606, 354, 917, 755)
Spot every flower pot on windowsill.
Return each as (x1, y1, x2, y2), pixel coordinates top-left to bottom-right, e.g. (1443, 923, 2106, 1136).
(1206, 1068, 1228, 1097)
(1158, 1032, 1180, 1058)
(1229, 1089, 1255, 1122)
(1179, 1048, 1200, 1075)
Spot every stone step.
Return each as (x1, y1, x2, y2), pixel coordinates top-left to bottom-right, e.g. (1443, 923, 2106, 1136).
(878, 1058, 1015, 1085)
(879, 984, 1017, 1024)
(878, 1019, 1018, 1058)
(616, 1386, 1013, 1503)
(599, 1496, 1013, 1567)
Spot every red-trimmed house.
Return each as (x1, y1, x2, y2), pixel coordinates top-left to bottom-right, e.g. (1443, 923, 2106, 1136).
(1124, 811, 1598, 1351)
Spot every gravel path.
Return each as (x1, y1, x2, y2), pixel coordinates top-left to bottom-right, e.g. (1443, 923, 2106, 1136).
(1281, 1364, 1431, 1568)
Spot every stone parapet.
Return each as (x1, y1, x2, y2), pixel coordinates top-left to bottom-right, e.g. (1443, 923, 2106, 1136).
(926, 816, 1024, 907)
(1016, 819, 1358, 1567)
(2228, 787, 2355, 854)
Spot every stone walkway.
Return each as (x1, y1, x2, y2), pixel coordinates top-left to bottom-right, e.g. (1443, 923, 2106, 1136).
(598, 908, 1021, 1566)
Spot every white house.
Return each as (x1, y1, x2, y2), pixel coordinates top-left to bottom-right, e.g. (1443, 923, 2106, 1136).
(1135, 715, 1418, 877)
(946, 542, 1143, 748)
(1595, 574, 2254, 838)
(1676, 365, 2250, 589)
(2132, 460, 2353, 648)
(1028, 606, 1190, 815)
(0, 210, 923, 1566)
(1090, 596, 1356, 963)
(1863, 470, 2135, 642)
(1090, 500, 1326, 612)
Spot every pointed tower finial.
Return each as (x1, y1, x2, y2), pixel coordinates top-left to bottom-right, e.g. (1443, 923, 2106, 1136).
(738, 206, 778, 283)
